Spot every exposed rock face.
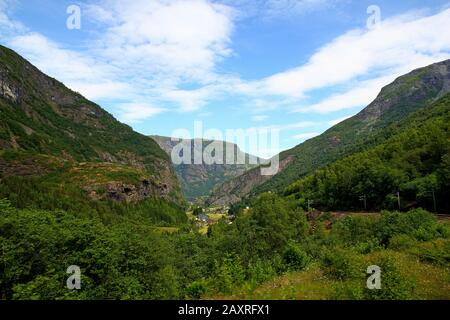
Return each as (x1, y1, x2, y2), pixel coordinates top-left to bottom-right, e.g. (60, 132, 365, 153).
(0, 70, 21, 103)
(86, 179, 171, 203)
(357, 60, 450, 123)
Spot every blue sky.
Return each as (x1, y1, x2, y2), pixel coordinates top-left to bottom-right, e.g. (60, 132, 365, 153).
(1, 0, 450, 157)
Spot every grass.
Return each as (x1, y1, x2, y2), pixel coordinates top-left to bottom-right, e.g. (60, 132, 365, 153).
(213, 242, 450, 300)
(208, 213, 226, 222)
(213, 264, 336, 300)
(199, 225, 209, 235)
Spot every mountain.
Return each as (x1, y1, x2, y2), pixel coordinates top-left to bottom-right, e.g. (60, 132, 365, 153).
(0, 45, 184, 222)
(151, 135, 261, 202)
(285, 92, 450, 213)
(208, 59, 450, 206)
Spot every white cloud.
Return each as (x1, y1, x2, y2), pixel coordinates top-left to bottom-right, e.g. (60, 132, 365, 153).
(293, 132, 320, 141)
(295, 75, 394, 114)
(84, 4, 116, 24)
(264, 0, 333, 17)
(3, 0, 236, 122)
(8, 33, 132, 101)
(164, 86, 217, 112)
(117, 103, 166, 123)
(88, 0, 234, 83)
(252, 115, 269, 122)
(251, 8, 450, 101)
(0, 0, 24, 36)
(221, 0, 335, 20)
(328, 115, 352, 126)
(3, 2, 450, 125)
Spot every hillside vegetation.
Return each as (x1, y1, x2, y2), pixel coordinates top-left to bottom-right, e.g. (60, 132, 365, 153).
(209, 59, 450, 206)
(0, 45, 184, 223)
(285, 93, 450, 213)
(0, 45, 449, 300)
(1, 195, 449, 300)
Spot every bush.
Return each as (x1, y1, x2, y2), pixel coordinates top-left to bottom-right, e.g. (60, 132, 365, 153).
(364, 256, 416, 300)
(185, 280, 208, 300)
(209, 254, 245, 294)
(376, 209, 440, 245)
(353, 238, 382, 254)
(321, 248, 363, 280)
(331, 215, 377, 246)
(407, 239, 450, 266)
(282, 242, 310, 271)
(388, 234, 416, 251)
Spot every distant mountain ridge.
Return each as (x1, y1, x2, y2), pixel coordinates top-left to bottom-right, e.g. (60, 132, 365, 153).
(151, 135, 261, 201)
(208, 59, 450, 206)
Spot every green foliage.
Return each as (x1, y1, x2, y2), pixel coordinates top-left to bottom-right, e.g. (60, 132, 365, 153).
(192, 207, 203, 216)
(0, 203, 185, 299)
(364, 256, 417, 300)
(209, 254, 246, 295)
(231, 193, 308, 260)
(388, 234, 416, 251)
(332, 216, 378, 246)
(321, 248, 364, 281)
(285, 96, 450, 213)
(185, 280, 208, 300)
(407, 239, 450, 266)
(1, 195, 449, 300)
(0, 173, 187, 226)
(375, 209, 441, 246)
(282, 241, 310, 271)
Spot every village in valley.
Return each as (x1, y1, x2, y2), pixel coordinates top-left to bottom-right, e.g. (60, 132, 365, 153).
(187, 205, 236, 234)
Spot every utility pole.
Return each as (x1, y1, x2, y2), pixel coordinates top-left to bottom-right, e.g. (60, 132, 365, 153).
(397, 191, 401, 210)
(432, 189, 437, 213)
(307, 199, 313, 212)
(359, 195, 367, 211)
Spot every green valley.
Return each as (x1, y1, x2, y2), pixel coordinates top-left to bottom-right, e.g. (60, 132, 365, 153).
(0, 46, 449, 301)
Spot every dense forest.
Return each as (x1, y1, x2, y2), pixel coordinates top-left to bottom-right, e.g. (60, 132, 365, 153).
(285, 94, 450, 213)
(1, 195, 449, 300)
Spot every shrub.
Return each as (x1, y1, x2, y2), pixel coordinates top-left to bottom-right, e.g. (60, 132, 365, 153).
(407, 239, 450, 266)
(353, 238, 382, 254)
(282, 241, 310, 271)
(209, 254, 245, 294)
(388, 234, 416, 251)
(364, 256, 416, 300)
(332, 215, 377, 246)
(321, 248, 363, 280)
(375, 209, 440, 245)
(185, 280, 208, 300)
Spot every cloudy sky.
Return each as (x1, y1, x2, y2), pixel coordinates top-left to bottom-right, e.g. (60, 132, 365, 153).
(1, 0, 450, 157)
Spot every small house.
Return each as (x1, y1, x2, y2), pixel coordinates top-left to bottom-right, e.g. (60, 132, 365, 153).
(198, 213, 209, 223)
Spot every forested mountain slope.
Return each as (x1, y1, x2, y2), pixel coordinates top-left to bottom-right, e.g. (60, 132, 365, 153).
(0, 45, 184, 223)
(209, 59, 450, 206)
(285, 93, 450, 213)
